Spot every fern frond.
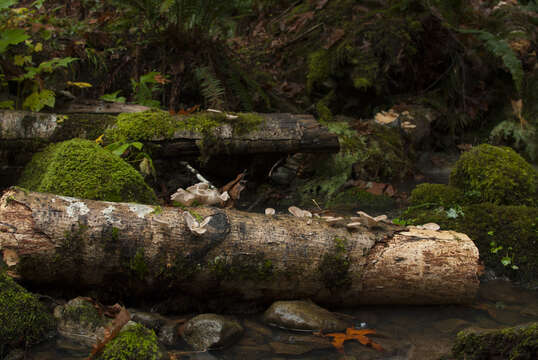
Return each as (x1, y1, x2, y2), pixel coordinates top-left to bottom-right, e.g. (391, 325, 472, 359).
(195, 66, 225, 108)
(459, 28, 524, 94)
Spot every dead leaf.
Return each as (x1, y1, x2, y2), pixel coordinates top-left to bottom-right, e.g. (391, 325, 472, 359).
(315, 328, 383, 353)
(86, 304, 130, 360)
(154, 74, 170, 84)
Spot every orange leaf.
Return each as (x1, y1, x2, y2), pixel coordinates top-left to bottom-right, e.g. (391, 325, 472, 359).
(316, 327, 383, 353)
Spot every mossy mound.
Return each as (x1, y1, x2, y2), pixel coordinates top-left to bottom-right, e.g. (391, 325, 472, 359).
(0, 272, 55, 350)
(452, 323, 538, 360)
(18, 138, 157, 204)
(98, 323, 162, 360)
(402, 203, 538, 286)
(449, 144, 537, 206)
(409, 183, 465, 208)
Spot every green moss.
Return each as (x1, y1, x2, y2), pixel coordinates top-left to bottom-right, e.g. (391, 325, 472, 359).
(130, 248, 148, 280)
(107, 109, 177, 142)
(409, 183, 466, 207)
(307, 49, 330, 93)
(98, 323, 161, 360)
(208, 253, 274, 282)
(318, 237, 351, 290)
(0, 272, 55, 349)
(402, 203, 538, 285)
(63, 299, 105, 329)
(452, 322, 538, 360)
(449, 144, 537, 206)
(18, 138, 157, 204)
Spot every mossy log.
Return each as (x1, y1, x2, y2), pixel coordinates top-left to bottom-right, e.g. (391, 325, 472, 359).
(0, 110, 339, 154)
(0, 188, 480, 306)
(0, 110, 339, 188)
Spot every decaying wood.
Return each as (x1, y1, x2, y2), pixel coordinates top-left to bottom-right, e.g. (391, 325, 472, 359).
(56, 100, 151, 114)
(0, 188, 480, 306)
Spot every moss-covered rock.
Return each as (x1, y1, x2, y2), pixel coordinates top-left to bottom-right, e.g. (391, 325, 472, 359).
(401, 203, 538, 286)
(409, 183, 466, 207)
(452, 323, 538, 360)
(449, 144, 537, 206)
(98, 323, 162, 360)
(18, 138, 157, 203)
(0, 272, 55, 350)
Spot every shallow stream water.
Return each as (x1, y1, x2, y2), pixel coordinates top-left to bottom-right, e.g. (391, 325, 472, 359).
(29, 279, 538, 360)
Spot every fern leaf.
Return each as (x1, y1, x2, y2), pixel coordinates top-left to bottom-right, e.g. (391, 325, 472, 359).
(459, 28, 524, 93)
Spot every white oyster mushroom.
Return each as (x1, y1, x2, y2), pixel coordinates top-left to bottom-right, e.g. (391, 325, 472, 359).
(356, 211, 379, 228)
(288, 206, 312, 218)
(183, 211, 211, 235)
(422, 223, 440, 231)
(373, 215, 388, 223)
(346, 222, 362, 230)
(171, 188, 196, 206)
(265, 208, 276, 215)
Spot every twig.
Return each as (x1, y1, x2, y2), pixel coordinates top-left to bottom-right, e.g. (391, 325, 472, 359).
(180, 161, 216, 189)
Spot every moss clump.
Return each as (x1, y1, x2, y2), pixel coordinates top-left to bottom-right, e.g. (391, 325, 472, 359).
(402, 203, 538, 286)
(18, 138, 157, 204)
(318, 237, 351, 290)
(129, 248, 148, 280)
(452, 322, 538, 360)
(0, 272, 55, 349)
(409, 183, 466, 208)
(62, 298, 105, 330)
(449, 144, 537, 206)
(108, 109, 177, 142)
(307, 49, 330, 93)
(98, 323, 162, 360)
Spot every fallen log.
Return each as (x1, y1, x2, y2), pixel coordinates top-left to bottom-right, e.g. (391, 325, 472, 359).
(0, 110, 339, 154)
(0, 188, 480, 306)
(0, 110, 339, 188)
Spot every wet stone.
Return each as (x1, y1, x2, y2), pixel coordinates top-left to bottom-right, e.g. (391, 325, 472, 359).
(433, 318, 471, 333)
(182, 314, 244, 351)
(263, 300, 348, 331)
(130, 310, 166, 332)
(158, 320, 181, 346)
(53, 297, 107, 346)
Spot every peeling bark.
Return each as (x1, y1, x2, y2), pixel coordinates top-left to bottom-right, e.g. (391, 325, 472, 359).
(0, 188, 480, 305)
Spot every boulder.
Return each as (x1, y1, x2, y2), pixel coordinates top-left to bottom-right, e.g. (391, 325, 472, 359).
(263, 300, 348, 332)
(182, 314, 244, 351)
(53, 297, 107, 346)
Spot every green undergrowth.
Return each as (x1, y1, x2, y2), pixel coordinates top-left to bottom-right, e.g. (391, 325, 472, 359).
(98, 323, 162, 360)
(18, 138, 157, 203)
(292, 120, 412, 210)
(402, 189, 538, 285)
(0, 272, 55, 352)
(452, 322, 538, 360)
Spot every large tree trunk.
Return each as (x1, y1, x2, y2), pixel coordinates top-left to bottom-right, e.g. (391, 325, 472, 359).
(0, 188, 480, 306)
